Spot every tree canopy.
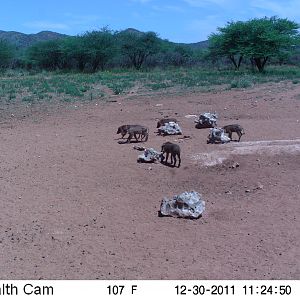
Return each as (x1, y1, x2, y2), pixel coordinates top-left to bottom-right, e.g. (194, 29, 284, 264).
(27, 39, 64, 70)
(209, 16, 300, 72)
(118, 31, 161, 70)
(82, 28, 116, 71)
(0, 39, 15, 68)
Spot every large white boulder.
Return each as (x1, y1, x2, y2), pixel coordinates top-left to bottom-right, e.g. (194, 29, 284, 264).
(207, 127, 231, 144)
(158, 121, 182, 135)
(160, 191, 205, 219)
(195, 112, 218, 128)
(137, 148, 162, 163)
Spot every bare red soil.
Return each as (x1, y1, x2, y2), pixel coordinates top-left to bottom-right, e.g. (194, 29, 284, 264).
(0, 81, 299, 279)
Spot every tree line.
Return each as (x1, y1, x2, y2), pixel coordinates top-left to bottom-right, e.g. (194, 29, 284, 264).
(0, 28, 207, 72)
(0, 17, 299, 73)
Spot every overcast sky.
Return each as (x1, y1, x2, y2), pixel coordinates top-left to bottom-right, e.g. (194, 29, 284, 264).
(1, 0, 299, 43)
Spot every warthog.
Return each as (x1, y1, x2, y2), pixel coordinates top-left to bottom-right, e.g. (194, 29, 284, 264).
(161, 142, 181, 167)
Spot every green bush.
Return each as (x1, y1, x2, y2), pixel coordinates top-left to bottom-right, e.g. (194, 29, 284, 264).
(230, 77, 253, 88)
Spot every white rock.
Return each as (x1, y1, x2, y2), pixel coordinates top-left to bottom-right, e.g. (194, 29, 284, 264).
(207, 128, 231, 144)
(195, 112, 218, 128)
(160, 191, 205, 219)
(256, 183, 264, 190)
(185, 114, 198, 119)
(158, 122, 182, 135)
(137, 148, 162, 163)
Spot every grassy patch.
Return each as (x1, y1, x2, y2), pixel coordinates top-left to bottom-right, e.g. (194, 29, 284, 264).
(1, 66, 300, 104)
(147, 82, 173, 90)
(22, 95, 35, 103)
(230, 76, 254, 89)
(107, 80, 134, 94)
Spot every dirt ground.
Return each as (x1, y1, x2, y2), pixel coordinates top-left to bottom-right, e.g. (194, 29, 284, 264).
(0, 81, 299, 280)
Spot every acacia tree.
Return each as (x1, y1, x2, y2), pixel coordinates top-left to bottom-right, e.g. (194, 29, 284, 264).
(243, 17, 299, 72)
(119, 31, 160, 69)
(209, 21, 246, 70)
(0, 39, 14, 68)
(170, 45, 193, 66)
(82, 28, 116, 72)
(209, 17, 300, 72)
(26, 40, 64, 70)
(61, 37, 90, 71)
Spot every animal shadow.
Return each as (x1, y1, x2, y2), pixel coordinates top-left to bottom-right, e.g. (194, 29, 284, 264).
(160, 160, 179, 168)
(118, 140, 142, 144)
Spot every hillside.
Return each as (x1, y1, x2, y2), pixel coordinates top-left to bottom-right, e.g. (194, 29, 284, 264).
(121, 28, 209, 49)
(0, 30, 68, 49)
(185, 40, 209, 49)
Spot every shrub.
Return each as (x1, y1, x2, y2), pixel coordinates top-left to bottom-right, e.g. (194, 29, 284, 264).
(230, 77, 253, 88)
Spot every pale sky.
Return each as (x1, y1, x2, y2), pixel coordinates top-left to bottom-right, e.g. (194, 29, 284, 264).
(1, 0, 299, 43)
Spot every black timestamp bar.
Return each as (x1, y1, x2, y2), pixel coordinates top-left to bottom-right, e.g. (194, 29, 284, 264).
(175, 284, 235, 295)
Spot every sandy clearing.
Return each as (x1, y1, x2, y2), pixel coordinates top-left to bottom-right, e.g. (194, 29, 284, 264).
(0, 81, 299, 279)
(192, 139, 300, 166)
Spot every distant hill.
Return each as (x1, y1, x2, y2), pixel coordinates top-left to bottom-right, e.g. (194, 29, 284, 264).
(0, 28, 209, 50)
(185, 40, 209, 49)
(120, 28, 209, 49)
(119, 28, 209, 49)
(121, 28, 145, 36)
(0, 30, 68, 49)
